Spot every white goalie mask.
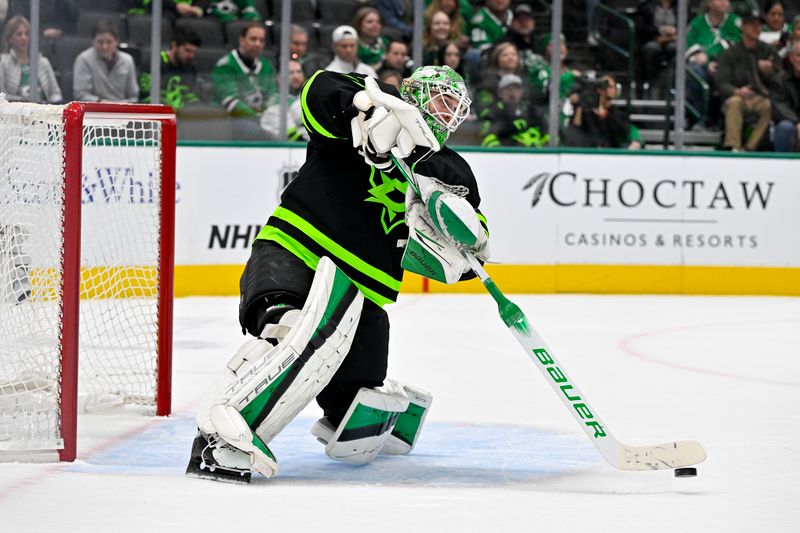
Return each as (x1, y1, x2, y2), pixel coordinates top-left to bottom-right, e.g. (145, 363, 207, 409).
(400, 66, 472, 145)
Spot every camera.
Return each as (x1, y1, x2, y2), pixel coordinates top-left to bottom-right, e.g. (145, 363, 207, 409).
(572, 73, 610, 110)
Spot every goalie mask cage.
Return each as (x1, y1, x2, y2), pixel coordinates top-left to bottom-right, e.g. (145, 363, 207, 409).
(0, 102, 176, 462)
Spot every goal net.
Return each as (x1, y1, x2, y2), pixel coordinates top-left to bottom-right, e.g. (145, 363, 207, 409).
(0, 102, 175, 461)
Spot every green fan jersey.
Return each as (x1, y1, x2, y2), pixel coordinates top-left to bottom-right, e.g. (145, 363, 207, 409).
(208, 0, 261, 22)
(255, 70, 488, 306)
(212, 50, 276, 116)
(686, 13, 742, 61)
(358, 36, 390, 67)
(470, 7, 512, 50)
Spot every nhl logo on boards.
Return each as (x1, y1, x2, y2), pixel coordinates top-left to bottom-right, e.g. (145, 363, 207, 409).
(277, 164, 300, 201)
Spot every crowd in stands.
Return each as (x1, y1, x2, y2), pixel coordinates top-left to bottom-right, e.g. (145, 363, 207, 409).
(0, 0, 798, 152)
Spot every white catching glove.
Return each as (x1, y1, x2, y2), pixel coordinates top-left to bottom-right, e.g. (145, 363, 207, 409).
(401, 176, 489, 284)
(402, 190, 471, 284)
(350, 77, 441, 171)
(412, 173, 489, 260)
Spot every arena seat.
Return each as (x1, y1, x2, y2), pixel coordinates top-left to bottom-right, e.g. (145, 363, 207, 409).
(176, 17, 225, 46)
(57, 70, 73, 102)
(76, 11, 128, 41)
(317, 0, 362, 25)
(193, 46, 230, 73)
(127, 14, 174, 46)
(75, 0, 128, 12)
(53, 34, 93, 73)
(269, 0, 318, 23)
(224, 19, 256, 44)
(317, 22, 340, 49)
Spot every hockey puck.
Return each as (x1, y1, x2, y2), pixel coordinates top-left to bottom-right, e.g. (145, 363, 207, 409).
(674, 467, 697, 478)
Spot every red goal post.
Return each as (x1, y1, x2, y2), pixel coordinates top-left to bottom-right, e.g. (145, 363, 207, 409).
(0, 102, 176, 462)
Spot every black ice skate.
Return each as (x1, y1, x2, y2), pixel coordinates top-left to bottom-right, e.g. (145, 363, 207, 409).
(185, 431, 253, 484)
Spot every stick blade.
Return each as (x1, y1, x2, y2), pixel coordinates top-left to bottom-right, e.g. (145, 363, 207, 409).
(615, 440, 707, 471)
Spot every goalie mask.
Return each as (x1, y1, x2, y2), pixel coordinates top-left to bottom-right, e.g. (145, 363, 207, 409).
(400, 66, 471, 145)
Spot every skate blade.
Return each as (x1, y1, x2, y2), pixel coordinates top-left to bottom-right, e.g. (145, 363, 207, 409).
(185, 461, 252, 484)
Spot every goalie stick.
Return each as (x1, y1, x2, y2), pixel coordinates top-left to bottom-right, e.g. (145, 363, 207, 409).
(391, 154, 707, 472)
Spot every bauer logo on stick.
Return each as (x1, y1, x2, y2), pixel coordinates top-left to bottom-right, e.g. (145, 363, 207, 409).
(533, 347, 607, 439)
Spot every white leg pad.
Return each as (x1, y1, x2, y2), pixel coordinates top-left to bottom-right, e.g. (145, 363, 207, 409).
(208, 405, 278, 478)
(381, 379, 433, 455)
(196, 257, 363, 477)
(312, 381, 410, 465)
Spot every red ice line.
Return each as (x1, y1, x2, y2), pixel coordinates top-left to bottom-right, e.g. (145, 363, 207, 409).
(618, 319, 800, 388)
(0, 400, 199, 504)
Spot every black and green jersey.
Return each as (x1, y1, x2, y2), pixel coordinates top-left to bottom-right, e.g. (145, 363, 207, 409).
(480, 100, 549, 148)
(256, 70, 487, 306)
(139, 51, 200, 110)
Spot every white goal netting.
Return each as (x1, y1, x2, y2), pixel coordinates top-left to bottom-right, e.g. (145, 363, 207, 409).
(0, 103, 167, 453)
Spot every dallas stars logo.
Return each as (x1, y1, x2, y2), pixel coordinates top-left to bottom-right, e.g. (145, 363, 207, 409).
(364, 168, 408, 234)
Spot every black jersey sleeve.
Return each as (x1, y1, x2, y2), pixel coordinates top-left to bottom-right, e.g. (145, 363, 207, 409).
(300, 70, 361, 142)
(300, 70, 401, 145)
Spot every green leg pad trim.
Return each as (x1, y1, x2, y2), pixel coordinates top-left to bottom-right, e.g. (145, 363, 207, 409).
(391, 403, 427, 446)
(252, 433, 276, 462)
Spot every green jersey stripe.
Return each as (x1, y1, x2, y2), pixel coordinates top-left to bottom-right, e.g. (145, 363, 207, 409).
(301, 70, 341, 139)
(269, 207, 403, 291)
(256, 225, 394, 307)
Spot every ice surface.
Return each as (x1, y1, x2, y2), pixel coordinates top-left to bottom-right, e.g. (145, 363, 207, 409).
(1, 293, 798, 532)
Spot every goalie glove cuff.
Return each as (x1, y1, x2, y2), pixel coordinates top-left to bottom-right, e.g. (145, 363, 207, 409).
(402, 199, 470, 284)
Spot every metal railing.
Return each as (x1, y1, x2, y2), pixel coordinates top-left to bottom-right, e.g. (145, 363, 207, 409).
(591, 3, 636, 115)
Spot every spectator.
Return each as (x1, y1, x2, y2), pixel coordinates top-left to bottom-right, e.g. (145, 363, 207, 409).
(480, 73, 548, 147)
(760, 1, 790, 53)
(685, 0, 741, 122)
(140, 26, 202, 110)
(500, 3, 540, 70)
(128, 0, 203, 17)
(260, 59, 307, 141)
(325, 25, 377, 77)
(476, 41, 526, 109)
(424, 0, 470, 50)
(0, 15, 61, 102)
(716, 8, 780, 151)
(437, 41, 474, 88)
(376, 0, 412, 41)
(423, 10, 453, 65)
(355, 7, 388, 70)
(529, 33, 578, 107)
(287, 25, 329, 78)
(470, 0, 512, 52)
(686, 0, 741, 64)
(377, 39, 412, 77)
(784, 15, 800, 69)
(73, 20, 139, 103)
(378, 68, 403, 90)
(288, 25, 308, 61)
(8, 0, 76, 39)
(207, 0, 261, 22)
(771, 41, 800, 151)
(639, 0, 678, 98)
(565, 74, 643, 149)
(212, 22, 275, 140)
